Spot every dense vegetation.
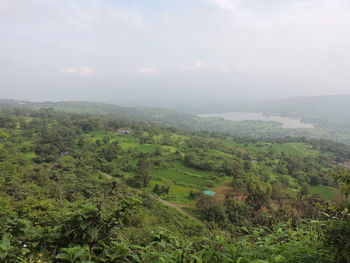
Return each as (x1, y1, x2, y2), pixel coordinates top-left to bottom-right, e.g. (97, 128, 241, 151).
(0, 106, 349, 262)
(3, 97, 350, 144)
(188, 95, 350, 144)
(250, 95, 350, 131)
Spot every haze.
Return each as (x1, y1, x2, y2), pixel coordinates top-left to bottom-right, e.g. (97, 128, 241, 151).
(1, 0, 350, 108)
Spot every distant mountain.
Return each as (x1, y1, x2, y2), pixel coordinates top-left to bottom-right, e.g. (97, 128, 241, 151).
(15, 101, 202, 129)
(0, 99, 315, 138)
(187, 95, 350, 131)
(0, 99, 24, 108)
(2, 97, 350, 144)
(252, 95, 350, 131)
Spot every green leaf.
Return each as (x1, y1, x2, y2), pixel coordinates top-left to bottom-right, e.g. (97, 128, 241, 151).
(192, 255, 202, 263)
(87, 226, 98, 241)
(241, 226, 250, 234)
(0, 234, 11, 259)
(273, 255, 286, 263)
(56, 253, 71, 260)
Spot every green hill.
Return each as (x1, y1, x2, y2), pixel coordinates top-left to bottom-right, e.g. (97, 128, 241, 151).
(4, 99, 350, 144)
(0, 106, 349, 262)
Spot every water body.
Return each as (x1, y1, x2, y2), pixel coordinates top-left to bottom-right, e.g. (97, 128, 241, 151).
(199, 112, 314, 129)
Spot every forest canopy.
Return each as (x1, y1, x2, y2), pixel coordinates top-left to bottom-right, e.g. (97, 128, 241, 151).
(0, 107, 349, 262)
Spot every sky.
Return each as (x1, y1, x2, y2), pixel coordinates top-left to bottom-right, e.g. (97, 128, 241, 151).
(1, 0, 350, 108)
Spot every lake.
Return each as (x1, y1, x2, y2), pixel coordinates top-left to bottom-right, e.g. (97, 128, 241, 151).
(198, 112, 314, 129)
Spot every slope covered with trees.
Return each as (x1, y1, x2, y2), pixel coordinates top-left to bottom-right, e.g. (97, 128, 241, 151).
(0, 107, 349, 262)
(4, 99, 350, 145)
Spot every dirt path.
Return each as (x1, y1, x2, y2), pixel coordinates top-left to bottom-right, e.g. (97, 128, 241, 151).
(100, 171, 113, 180)
(175, 203, 195, 208)
(153, 196, 202, 223)
(99, 171, 203, 224)
(339, 162, 350, 169)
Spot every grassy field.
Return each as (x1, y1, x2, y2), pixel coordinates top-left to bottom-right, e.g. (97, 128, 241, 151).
(172, 161, 219, 177)
(85, 130, 339, 204)
(153, 168, 209, 186)
(242, 142, 321, 157)
(310, 185, 336, 200)
(119, 142, 138, 151)
(151, 161, 222, 203)
(86, 131, 160, 154)
(150, 177, 195, 203)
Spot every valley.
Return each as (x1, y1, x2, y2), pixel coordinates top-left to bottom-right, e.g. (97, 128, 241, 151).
(3, 0, 350, 261)
(0, 105, 349, 262)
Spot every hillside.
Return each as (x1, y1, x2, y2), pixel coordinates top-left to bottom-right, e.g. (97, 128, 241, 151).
(255, 95, 350, 130)
(0, 106, 350, 262)
(189, 95, 350, 131)
(5, 99, 350, 145)
(30, 99, 350, 144)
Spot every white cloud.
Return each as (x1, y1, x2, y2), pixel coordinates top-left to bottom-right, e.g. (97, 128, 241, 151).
(202, 0, 245, 13)
(65, 6, 144, 30)
(2, 0, 350, 100)
(136, 66, 161, 76)
(59, 67, 96, 77)
(194, 60, 205, 68)
(182, 60, 230, 73)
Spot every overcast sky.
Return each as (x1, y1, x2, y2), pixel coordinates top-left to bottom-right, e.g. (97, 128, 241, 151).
(1, 0, 350, 107)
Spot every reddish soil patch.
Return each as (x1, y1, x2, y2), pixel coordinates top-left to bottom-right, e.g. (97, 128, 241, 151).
(212, 184, 234, 202)
(212, 184, 246, 202)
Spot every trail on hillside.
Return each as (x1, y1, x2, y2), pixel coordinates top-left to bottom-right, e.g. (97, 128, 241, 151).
(339, 161, 350, 169)
(99, 171, 203, 224)
(153, 195, 202, 223)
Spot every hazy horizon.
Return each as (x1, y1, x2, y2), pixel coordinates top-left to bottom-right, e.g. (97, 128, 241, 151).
(2, 93, 350, 108)
(2, 0, 350, 107)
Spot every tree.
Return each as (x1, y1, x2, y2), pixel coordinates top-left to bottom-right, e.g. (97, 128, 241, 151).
(104, 141, 120, 161)
(310, 175, 322, 186)
(246, 178, 272, 210)
(331, 169, 350, 197)
(154, 146, 162, 156)
(127, 159, 152, 188)
(224, 160, 242, 178)
(271, 182, 287, 204)
(102, 135, 111, 145)
(300, 182, 310, 196)
(206, 204, 227, 224)
(189, 190, 199, 200)
(34, 125, 76, 162)
(224, 198, 250, 225)
(152, 184, 169, 195)
(196, 194, 215, 211)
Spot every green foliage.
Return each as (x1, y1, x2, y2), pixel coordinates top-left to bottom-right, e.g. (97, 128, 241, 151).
(104, 141, 120, 161)
(246, 178, 272, 209)
(0, 107, 349, 262)
(309, 185, 336, 200)
(325, 209, 350, 262)
(127, 159, 152, 187)
(331, 169, 350, 197)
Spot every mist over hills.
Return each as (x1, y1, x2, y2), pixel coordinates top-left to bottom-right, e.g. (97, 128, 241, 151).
(249, 95, 350, 130)
(3, 0, 350, 261)
(2, 95, 350, 144)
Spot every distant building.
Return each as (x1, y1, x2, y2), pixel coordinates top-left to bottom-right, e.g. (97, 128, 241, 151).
(203, 190, 216, 196)
(117, 129, 132, 135)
